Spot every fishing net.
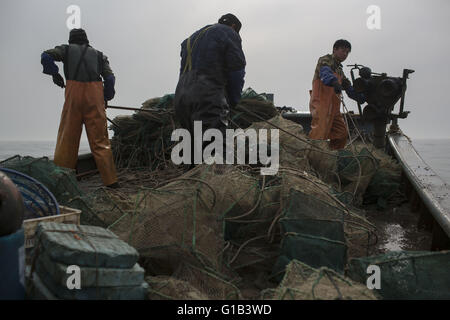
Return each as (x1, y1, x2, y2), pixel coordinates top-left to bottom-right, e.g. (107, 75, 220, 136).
(337, 142, 402, 208)
(0, 156, 82, 205)
(6, 88, 422, 300)
(247, 115, 388, 209)
(145, 261, 242, 300)
(364, 169, 402, 209)
(146, 275, 209, 300)
(110, 88, 279, 170)
(305, 143, 379, 206)
(96, 110, 378, 298)
(348, 250, 450, 300)
(0, 156, 112, 227)
(362, 145, 403, 209)
(110, 94, 178, 169)
(248, 115, 311, 171)
(272, 188, 347, 279)
(88, 164, 260, 278)
(277, 169, 376, 265)
(337, 147, 378, 202)
(261, 260, 378, 300)
(172, 262, 242, 299)
(0, 168, 59, 220)
(230, 88, 278, 129)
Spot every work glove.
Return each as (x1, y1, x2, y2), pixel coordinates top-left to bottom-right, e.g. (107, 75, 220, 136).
(103, 75, 116, 101)
(332, 80, 342, 94)
(341, 78, 352, 90)
(52, 73, 65, 88)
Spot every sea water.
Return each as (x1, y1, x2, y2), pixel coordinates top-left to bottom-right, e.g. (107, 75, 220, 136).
(0, 140, 90, 162)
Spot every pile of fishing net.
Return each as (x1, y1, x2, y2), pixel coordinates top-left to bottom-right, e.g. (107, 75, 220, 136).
(0, 156, 82, 205)
(1, 92, 409, 300)
(262, 260, 378, 300)
(348, 251, 450, 299)
(78, 114, 387, 299)
(0, 155, 131, 227)
(110, 88, 278, 169)
(109, 94, 177, 169)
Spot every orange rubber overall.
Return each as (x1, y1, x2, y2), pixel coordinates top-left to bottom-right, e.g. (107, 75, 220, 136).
(53, 80, 117, 186)
(309, 73, 347, 150)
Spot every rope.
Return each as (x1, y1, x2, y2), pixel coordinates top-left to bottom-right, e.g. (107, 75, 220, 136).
(225, 175, 266, 221)
(154, 177, 217, 212)
(339, 96, 365, 198)
(235, 105, 381, 163)
(277, 167, 376, 230)
(340, 96, 367, 146)
(229, 235, 268, 265)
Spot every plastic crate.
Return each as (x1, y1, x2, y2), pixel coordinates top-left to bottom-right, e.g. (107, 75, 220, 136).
(23, 206, 81, 249)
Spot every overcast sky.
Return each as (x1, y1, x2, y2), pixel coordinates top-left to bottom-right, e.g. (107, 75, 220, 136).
(1, 0, 449, 142)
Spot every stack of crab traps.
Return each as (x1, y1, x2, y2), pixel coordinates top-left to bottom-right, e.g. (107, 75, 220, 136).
(27, 222, 147, 300)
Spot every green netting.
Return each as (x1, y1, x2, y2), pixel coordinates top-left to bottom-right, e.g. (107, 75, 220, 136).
(330, 189, 354, 206)
(337, 147, 378, 203)
(240, 87, 269, 100)
(338, 147, 376, 174)
(6, 92, 432, 300)
(305, 141, 387, 208)
(146, 275, 209, 300)
(145, 261, 242, 300)
(0, 155, 82, 205)
(111, 88, 279, 169)
(262, 260, 378, 300)
(337, 142, 402, 209)
(155, 94, 175, 109)
(364, 168, 401, 210)
(110, 96, 178, 169)
(229, 87, 278, 129)
(348, 251, 450, 299)
(0, 155, 110, 226)
(272, 188, 347, 281)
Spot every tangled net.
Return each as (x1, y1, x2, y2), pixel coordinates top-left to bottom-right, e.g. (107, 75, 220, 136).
(3, 89, 405, 300)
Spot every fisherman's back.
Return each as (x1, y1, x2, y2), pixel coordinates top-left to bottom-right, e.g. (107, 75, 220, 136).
(179, 23, 245, 85)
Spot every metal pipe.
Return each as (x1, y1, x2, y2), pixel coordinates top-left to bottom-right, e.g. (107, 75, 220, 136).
(106, 105, 154, 113)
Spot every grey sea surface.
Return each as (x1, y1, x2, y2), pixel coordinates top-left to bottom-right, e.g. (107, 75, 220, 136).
(0, 140, 90, 162)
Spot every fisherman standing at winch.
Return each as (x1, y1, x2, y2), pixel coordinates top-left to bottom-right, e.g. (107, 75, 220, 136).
(40, 28, 119, 188)
(309, 39, 365, 150)
(174, 13, 246, 167)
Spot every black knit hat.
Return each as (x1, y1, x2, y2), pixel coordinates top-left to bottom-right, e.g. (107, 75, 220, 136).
(218, 13, 242, 33)
(333, 39, 351, 51)
(69, 28, 89, 45)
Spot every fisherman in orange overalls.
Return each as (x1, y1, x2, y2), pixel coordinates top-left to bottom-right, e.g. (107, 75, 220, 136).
(309, 39, 365, 150)
(40, 29, 118, 188)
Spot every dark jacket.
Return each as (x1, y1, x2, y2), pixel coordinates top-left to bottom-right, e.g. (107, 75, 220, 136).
(41, 44, 115, 100)
(178, 23, 246, 106)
